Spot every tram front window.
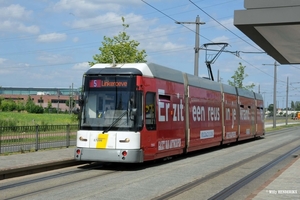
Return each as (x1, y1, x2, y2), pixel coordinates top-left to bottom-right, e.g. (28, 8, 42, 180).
(80, 76, 142, 131)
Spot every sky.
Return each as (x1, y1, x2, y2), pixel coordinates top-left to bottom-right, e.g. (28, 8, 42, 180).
(0, 0, 299, 108)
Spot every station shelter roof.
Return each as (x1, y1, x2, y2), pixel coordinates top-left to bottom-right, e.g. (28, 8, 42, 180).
(234, 0, 300, 64)
(0, 87, 80, 96)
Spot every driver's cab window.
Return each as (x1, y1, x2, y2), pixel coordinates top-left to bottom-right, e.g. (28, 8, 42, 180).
(97, 96, 103, 117)
(86, 93, 97, 118)
(97, 95, 115, 118)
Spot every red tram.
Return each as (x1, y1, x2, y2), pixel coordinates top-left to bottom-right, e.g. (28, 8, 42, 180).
(74, 63, 264, 163)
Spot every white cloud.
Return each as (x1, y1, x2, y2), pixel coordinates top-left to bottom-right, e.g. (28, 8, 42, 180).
(69, 12, 155, 37)
(0, 58, 8, 74)
(72, 62, 89, 70)
(132, 24, 185, 53)
(37, 52, 72, 64)
(70, 12, 123, 30)
(163, 42, 183, 49)
(0, 58, 6, 64)
(0, 4, 39, 34)
(52, 0, 142, 18)
(52, 0, 120, 18)
(37, 33, 67, 43)
(0, 60, 30, 75)
(0, 20, 39, 34)
(73, 37, 79, 42)
(208, 17, 235, 31)
(18, 24, 39, 34)
(218, 18, 235, 30)
(0, 4, 32, 20)
(211, 36, 230, 44)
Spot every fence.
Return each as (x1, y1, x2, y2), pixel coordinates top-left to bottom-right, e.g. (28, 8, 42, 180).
(0, 124, 78, 154)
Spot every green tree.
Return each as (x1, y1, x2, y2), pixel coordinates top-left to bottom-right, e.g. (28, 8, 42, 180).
(25, 95, 35, 113)
(228, 63, 255, 90)
(0, 97, 3, 109)
(25, 95, 43, 113)
(295, 101, 300, 111)
(267, 104, 274, 116)
(89, 17, 147, 66)
(45, 100, 56, 113)
(16, 101, 25, 112)
(47, 101, 52, 110)
(66, 97, 76, 111)
(291, 101, 295, 110)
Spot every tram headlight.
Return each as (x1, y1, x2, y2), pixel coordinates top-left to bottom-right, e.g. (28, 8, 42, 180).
(79, 136, 87, 141)
(119, 138, 130, 143)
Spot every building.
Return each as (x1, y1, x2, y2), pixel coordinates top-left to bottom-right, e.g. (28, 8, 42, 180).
(0, 87, 80, 112)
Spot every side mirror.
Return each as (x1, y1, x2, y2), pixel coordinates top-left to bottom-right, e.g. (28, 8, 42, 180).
(130, 108, 137, 121)
(79, 98, 84, 107)
(131, 108, 137, 116)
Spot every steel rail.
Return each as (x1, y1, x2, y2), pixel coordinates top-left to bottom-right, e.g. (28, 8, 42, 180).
(208, 145, 300, 200)
(152, 136, 300, 200)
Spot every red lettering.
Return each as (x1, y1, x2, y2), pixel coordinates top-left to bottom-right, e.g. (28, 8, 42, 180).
(102, 81, 127, 87)
(89, 80, 128, 88)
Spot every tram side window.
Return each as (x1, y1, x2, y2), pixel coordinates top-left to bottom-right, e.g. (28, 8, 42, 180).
(257, 106, 264, 117)
(145, 92, 156, 130)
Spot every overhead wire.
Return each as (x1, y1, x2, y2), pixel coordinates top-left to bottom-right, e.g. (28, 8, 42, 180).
(189, 0, 264, 52)
(141, 0, 213, 43)
(187, 0, 299, 88)
(0, 0, 256, 60)
(141, 0, 273, 81)
(0, 1, 199, 43)
(1, 0, 299, 91)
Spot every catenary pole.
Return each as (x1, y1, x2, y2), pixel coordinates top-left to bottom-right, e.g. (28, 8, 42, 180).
(175, 15, 205, 76)
(263, 61, 279, 128)
(286, 76, 289, 125)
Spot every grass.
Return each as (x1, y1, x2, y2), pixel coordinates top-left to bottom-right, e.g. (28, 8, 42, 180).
(265, 117, 300, 131)
(0, 112, 78, 126)
(265, 124, 300, 132)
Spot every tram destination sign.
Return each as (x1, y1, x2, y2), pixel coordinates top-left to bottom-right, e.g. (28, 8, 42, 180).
(89, 79, 128, 88)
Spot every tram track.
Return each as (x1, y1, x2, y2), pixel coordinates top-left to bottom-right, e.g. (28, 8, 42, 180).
(0, 126, 294, 181)
(152, 136, 300, 200)
(1, 129, 299, 200)
(265, 126, 299, 137)
(0, 159, 167, 199)
(208, 145, 300, 200)
(0, 162, 128, 200)
(0, 162, 108, 191)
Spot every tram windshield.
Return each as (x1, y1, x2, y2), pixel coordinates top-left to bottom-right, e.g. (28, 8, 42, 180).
(79, 75, 143, 131)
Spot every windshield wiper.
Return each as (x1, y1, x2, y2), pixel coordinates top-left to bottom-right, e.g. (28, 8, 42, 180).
(102, 110, 128, 133)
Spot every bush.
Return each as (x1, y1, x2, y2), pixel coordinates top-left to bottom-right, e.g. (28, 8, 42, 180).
(25, 97, 44, 114)
(26, 104, 44, 114)
(16, 101, 25, 112)
(0, 99, 17, 111)
(44, 107, 57, 113)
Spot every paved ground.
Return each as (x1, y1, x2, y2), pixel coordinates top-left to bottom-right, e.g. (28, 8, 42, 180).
(0, 147, 76, 180)
(0, 125, 299, 199)
(251, 155, 300, 200)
